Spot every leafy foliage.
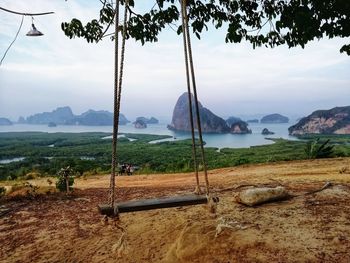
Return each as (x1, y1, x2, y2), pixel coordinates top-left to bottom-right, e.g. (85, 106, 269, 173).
(62, 0, 350, 54)
(56, 166, 74, 192)
(305, 138, 334, 159)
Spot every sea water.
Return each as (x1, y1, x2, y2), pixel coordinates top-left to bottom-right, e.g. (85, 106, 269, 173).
(0, 121, 298, 149)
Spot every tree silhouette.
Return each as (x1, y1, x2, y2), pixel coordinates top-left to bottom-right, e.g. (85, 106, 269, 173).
(62, 0, 350, 54)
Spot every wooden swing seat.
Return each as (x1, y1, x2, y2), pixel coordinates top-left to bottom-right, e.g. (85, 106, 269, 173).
(98, 194, 219, 216)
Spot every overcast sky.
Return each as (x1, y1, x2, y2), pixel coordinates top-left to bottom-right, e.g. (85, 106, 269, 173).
(1, 0, 349, 122)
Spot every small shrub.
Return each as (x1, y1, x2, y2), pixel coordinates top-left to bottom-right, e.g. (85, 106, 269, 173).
(305, 139, 334, 159)
(56, 166, 74, 193)
(339, 166, 349, 174)
(22, 172, 41, 180)
(24, 182, 39, 197)
(234, 157, 249, 166)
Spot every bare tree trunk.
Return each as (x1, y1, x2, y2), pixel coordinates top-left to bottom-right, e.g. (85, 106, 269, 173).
(65, 174, 69, 194)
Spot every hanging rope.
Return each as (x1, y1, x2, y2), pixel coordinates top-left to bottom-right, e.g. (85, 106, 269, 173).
(180, 0, 201, 194)
(180, 0, 210, 195)
(105, 0, 209, 216)
(108, 0, 120, 209)
(108, 0, 128, 210)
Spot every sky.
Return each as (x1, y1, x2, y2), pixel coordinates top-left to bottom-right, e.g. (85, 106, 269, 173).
(0, 0, 349, 122)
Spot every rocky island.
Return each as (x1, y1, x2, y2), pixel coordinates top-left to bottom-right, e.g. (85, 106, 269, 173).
(226, 117, 251, 134)
(262, 128, 274, 135)
(0, 118, 12, 126)
(168, 93, 251, 134)
(19, 107, 129, 126)
(134, 119, 147, 129)
(261, 113, 289, 123)
(289, 106, 350, 135)
(168, 93, 229, 133)
(135, 117, 159, 124)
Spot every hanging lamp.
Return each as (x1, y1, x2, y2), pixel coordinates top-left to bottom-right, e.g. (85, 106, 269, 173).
(26, 17, 43, 36)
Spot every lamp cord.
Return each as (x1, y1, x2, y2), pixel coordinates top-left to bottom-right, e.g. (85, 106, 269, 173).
(0, 15, 24, 67)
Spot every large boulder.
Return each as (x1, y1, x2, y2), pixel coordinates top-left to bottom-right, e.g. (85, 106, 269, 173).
(236, 186, 289, 206)
(261, 113, 289, 123)
(289, 106, 350, 135)
(168, 92, 229, 133)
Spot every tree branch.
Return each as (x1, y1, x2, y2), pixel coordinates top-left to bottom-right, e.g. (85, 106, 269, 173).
(0, 6, 54, 16)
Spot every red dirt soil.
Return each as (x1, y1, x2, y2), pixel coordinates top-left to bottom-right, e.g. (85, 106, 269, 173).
(1, 158, 350, 263)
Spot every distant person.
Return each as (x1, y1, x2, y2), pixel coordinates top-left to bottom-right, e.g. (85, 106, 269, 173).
(127, 164, 134, 176)
(120, 163, 126, 175)
(129, 165, 134, 175)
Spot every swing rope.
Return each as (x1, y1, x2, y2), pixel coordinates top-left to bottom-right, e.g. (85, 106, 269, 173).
(180, 0, 210, 195)
(180, 0, 201, 194)
(106, 0, 211, 214)
(109, 0, 128, 209)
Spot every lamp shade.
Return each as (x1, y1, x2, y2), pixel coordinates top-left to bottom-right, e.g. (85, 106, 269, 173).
(26, 23, 43, 36)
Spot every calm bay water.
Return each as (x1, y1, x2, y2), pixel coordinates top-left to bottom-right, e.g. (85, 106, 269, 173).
(0, 121, 298, 149)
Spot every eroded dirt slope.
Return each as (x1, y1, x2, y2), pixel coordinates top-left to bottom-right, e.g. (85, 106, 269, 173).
(1, 158, 350, 263)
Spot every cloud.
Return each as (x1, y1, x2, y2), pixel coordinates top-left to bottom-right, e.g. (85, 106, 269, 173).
(0, 0, 349, 121)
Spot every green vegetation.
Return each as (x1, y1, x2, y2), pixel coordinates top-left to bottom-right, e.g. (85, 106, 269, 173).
(1, 132, 350, 181)
(62, 1, 350, 55)
(305, 139, 334, 159)
(56, 166, 75, 192)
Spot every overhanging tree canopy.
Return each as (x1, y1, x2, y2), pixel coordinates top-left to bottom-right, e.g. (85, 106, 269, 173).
(62, 0, 350, 55)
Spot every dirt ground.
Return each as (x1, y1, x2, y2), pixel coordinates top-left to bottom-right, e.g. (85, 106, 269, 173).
(1, 158, 350, 263)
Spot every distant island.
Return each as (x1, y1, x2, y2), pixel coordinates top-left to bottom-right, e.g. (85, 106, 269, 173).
(168, 92, 251, 134)
(15, 106, 130, 126)
(134, 119, 147, 129)
(135, 116, 159, 124)
(0, 117, 13, 126)
(262, 128, 274, 135)
(226, 117, 251, 134)
(48, 122, 57, 127)
(289, 106, 350, 135)
(246, 119, 259, 123)
(261, 113, 289, 124)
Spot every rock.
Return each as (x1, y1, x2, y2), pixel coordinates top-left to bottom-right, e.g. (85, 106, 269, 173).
(168, 92, 229, 133)
(261, 114, 289, 123)
(236, 186, 289, 206)
(229, 120, 252, 134)
(247, 119, 259, 123)
(289, 106, 350, 135)
(261, 128, 274, 135)
(134, 119, 147, 129)
(0, 118, 12, 126)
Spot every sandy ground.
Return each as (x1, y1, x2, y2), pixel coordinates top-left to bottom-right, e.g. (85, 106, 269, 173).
(1, 158, 350, 263)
